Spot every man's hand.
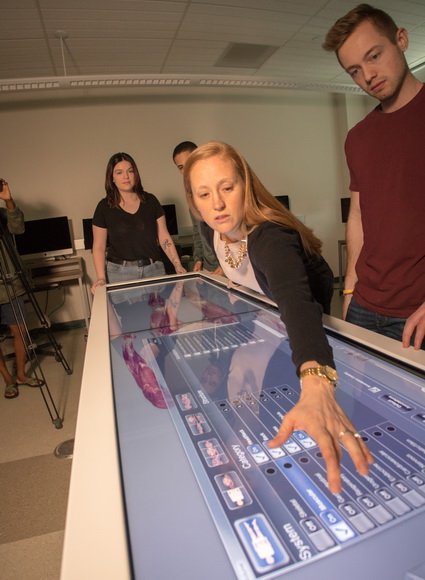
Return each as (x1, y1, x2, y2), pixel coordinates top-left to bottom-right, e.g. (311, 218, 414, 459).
(403, 302, 425, 350)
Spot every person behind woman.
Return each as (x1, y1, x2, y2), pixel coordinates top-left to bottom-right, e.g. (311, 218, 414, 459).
(183, 141, 373, 493)
(91, 152, 185, 293)
(172, 140, 223, 275)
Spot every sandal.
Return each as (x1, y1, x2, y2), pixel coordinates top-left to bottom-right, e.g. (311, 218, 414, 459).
(16, 377, 45, 388)
(4, 383, 19, 399)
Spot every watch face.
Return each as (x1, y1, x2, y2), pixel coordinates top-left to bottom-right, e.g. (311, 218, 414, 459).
(324, 366, 338, 382)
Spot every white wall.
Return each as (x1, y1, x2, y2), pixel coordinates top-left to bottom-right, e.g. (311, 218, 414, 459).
(0, 86, 370, 323)
(345, 92, 376, 130)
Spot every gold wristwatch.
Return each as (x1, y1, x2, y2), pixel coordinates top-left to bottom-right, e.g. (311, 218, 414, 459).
(299, 365, 339, 388)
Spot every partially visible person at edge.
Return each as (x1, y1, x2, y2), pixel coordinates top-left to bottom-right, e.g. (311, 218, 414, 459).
(183, 141, 373, 493)
(0, 178, 45, 399)
(173, 141, 223, 276)
(323, 4, 425, 350)
(91, 152, 186, 294)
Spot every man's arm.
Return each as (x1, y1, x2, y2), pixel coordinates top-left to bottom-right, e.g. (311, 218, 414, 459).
(342, 191, 363, 319)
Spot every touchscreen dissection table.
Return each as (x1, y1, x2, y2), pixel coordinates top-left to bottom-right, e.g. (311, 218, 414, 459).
(107, 275, 425, 580)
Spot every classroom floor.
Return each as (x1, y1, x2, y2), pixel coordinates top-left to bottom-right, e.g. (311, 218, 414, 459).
(0, 325, 86, 580)
(0, 285, 343, 580)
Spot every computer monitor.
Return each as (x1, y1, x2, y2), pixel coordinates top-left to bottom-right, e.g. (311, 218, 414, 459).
(275, 195, 290, 210)
(14, 216, 73, 261)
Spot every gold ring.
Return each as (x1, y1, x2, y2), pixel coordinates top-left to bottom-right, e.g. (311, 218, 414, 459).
(339, 429, 354, 439)
(339, 429, 361, 440)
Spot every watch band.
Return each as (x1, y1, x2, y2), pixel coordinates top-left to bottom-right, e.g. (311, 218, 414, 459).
(299, 365, 339, 388)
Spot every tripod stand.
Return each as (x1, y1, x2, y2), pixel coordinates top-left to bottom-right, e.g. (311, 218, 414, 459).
(0, 216, 73, 429)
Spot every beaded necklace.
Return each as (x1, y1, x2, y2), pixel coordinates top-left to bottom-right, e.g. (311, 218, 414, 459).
(223, 239, 247, 269)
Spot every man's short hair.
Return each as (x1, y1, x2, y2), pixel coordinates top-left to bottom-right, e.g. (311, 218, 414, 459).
(323, 3, 399, 54)
(172, 141, 198, 160)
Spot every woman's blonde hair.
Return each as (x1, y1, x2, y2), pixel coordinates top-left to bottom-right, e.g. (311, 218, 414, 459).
(183, 141, 322, 256)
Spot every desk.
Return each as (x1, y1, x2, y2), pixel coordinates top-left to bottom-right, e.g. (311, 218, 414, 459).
(61, 273, 425, 580)
(26, 256, 91, 328)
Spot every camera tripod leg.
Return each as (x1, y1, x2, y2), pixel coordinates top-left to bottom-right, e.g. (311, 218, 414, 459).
(25, 298, 73, 376)
(0, 226, 72, 428)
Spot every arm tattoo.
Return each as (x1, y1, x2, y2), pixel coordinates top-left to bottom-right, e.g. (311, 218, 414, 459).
(162, 237, 180, 266)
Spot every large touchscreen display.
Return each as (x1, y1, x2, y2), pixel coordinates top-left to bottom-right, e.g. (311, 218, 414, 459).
(107, 276, 425, 579)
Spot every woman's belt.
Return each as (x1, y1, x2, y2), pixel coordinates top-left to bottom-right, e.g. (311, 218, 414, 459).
(107, 255, 155, 267)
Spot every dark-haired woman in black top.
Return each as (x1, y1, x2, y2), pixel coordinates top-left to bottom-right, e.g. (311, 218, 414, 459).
(91, 152, 185, 294)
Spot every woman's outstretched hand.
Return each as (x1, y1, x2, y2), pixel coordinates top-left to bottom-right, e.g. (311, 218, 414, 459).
(268, 376, 374, 494)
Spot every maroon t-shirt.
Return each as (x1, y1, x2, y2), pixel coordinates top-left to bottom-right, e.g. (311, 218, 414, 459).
(345, 85, 425, 318)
